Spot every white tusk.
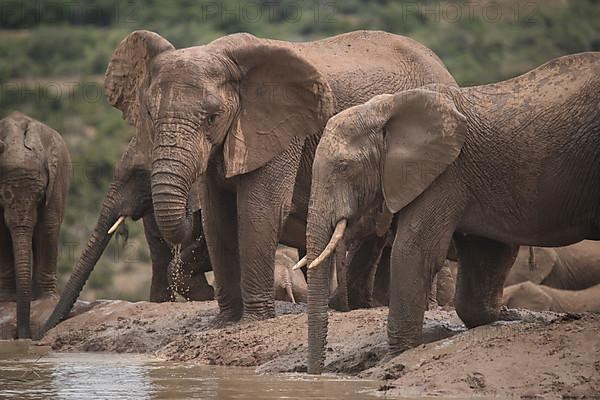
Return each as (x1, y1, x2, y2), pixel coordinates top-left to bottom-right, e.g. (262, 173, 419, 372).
(108, 216, 126, 234)
(308, 219, 347, 270)
(292, 256, 308, 271)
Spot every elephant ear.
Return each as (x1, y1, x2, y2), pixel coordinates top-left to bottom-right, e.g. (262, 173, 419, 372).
(24, 120, 60, 206)
(221, 34, 335, 177)
(381, 89, 467, 213)
(104, 30, 175, 128)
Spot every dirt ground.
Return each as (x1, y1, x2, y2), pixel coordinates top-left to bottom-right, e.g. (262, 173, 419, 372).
(2, 299, 599, 398)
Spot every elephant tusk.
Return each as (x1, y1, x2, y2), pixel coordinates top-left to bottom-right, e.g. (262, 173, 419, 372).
(308, 219, 347, 270)
(108, 216, 126, 234)
(292, 256, 308, 271)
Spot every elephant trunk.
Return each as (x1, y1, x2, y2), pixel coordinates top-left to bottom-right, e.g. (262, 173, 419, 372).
(306, 170, 353, 374)
(38, 191, 121, 339)
(13, 226, 33, 339)
(151, 123, 204, 245)
(306, 220, 332, 374)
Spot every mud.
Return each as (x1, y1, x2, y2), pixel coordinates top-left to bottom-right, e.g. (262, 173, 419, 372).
(3, 299, 599, 397)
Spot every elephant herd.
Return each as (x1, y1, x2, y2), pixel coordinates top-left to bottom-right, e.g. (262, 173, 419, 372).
(0, 30, 598, 375)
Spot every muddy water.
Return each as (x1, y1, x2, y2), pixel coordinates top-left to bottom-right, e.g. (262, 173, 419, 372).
(0, 351, 380, 399)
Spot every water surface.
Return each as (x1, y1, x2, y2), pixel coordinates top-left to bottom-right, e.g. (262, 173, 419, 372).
(0, 352, 381, 399)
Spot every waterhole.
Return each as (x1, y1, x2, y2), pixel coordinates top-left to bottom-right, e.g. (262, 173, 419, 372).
(0, 351, 380, 399)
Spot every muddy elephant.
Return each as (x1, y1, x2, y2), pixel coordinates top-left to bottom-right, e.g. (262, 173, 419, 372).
(503, 281, 600, 313)
(506, 241, 600, 290)
(0, 112, 71, 338)
(304, 52, 600, 373)
(40, 136, 214, 337)
(99, 30, 456, 325)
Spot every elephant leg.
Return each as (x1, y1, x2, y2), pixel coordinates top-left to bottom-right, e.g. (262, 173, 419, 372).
(201, 175, 242, 324)
(387, 186, 463, 355)
(454, 234, 519, 328)
(0, 218, 15, 302)
(175, 227, 214, 301)
(7, 218, 36, 339)
(32, 210, 60, 300)
(236, 142, 303, 320)
(143, 214, 174, 302)
(373, 245, 391, 307)
(338, 235, 388, 310)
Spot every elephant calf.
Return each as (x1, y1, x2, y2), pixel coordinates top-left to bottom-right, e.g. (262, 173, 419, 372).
(503, 282, 600, 313)
(273, 247, 307, 304)
(0, 112, 71, 338)
(506, 241, 600, 290)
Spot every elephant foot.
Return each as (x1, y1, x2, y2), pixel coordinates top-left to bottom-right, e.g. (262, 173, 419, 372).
(387, 319, 423, 357)
(209, 310, 242, 329)
(240, 309, 275, 323)
(457, 303, 520, 329)
(387, 338, 419, 358)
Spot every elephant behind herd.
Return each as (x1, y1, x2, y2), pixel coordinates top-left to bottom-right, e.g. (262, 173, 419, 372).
(0, 30, 598, 377)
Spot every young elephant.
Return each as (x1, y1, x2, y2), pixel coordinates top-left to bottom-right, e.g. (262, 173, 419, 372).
(305, 52, 600, 373)
(503, 281, 600, 313)
(40, 136, 213, 338)
(506, 241, 600, 290)
(0, 112, 71, 338)
(273, 247, 308, 303)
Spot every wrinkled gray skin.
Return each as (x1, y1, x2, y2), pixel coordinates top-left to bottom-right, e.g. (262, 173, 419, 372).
(506, 241, 600, 290)
(100, 30, 457, 327)
(503, 281, 600, 313)
(40, 137, 213, 337)
(0, 112, 70, 339)
(306, 53, 600, 373)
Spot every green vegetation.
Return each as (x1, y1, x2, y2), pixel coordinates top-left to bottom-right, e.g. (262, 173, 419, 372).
(0, 0, 598, 299)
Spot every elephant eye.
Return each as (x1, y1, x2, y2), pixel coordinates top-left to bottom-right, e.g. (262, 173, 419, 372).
(206, 114, 216, 126)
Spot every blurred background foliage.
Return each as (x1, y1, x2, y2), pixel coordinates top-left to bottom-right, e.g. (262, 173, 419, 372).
(0, 0, 598, 300)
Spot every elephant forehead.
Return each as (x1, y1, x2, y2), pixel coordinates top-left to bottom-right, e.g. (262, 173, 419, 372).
(153, 50, 222, 81)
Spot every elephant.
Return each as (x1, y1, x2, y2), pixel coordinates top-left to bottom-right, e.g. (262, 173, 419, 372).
(97, 30, 457, 326)
(273, 247, 308, 303)
(0, 112, 71, 339)
(304, 52, 600, 373)
(506, 241, 600, 290)
(424, 241, 600, 308)
(40, 136, 214, 337)
(503, 281, 600, 313)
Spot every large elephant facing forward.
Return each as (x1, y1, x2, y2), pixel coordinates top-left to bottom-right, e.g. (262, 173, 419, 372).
(305, 52, 600, 373)
(0, 112, 71, 338)
(99, 30, 456, 324)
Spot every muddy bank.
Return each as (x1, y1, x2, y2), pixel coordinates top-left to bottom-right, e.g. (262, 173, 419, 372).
(4, 299, 595, 397)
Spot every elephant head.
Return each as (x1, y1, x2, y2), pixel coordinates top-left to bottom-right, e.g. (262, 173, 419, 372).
(104, 30, 334, 245)
(306, 89, 466, 373)
(0, 112, 65, 338)
(39, 136, 153, 337)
